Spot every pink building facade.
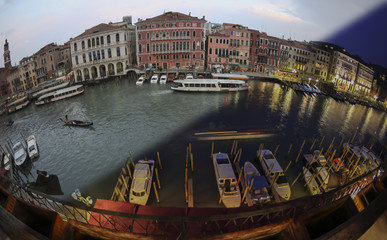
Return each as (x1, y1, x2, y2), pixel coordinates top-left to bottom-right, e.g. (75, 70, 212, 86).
(136, 12, 206, 70)
(249, 30, 280, 73)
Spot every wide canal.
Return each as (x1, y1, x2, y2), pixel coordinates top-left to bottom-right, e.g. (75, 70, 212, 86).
(1, 77, 386, 207)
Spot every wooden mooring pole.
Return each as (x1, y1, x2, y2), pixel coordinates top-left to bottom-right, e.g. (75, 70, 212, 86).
(153, 182, 160, 203)
(318, 136, 325, 149)
(157, 152, 163, 170)
(294, 139, 306, 165)
(309, 139, 316, 152)
(155, 168, 161, 189)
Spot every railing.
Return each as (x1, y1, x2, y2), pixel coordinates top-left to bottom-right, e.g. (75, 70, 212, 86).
(0, 166, 381, 239)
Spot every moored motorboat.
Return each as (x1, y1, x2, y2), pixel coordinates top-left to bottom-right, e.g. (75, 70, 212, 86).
(302, 153, 329, 193)
(244, 161, 271, 204)
(258, 149, 291, 201)
(212, 152, 241, 208)
(129, 160, 155, 205)
(12, 141, 27, 166)
(2, 153, 11, 171)
(302, 164, 321, 195)
(27, 135, 39, 160)
(136, 76, 146, 86)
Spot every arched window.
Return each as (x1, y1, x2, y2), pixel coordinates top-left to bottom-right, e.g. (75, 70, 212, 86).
(107, 35, 111, 44)
(81, 41, 85, 49)
(100, 36, 104, 45)
(96, 38, 99, 46)
(92, 38, 95, 47)
(74, 43, 77, 51)
(88, 39, 91, 48)
(116, 33, 120, 42)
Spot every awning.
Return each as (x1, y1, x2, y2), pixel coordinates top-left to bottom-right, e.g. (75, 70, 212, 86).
(265, 66, 275, 71)
(280, 70, 297, 75)
(248, 64, 256, 67)
(240, 64, 248, 68)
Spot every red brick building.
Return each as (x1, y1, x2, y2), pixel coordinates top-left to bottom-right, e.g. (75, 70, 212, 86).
(136, 12, 206, 70)
(249, 30, 280, 73)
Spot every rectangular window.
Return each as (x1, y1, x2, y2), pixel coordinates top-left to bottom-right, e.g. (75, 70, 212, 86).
(117, 47, 120, 57)
(108, 48, 112, 58)
(138, 34, 141, 39)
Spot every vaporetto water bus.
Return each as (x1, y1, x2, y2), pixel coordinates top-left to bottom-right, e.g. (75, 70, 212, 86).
(31, 81, 71, 99)
(171, 79, 248, 92)
(7, 96, 30, 113)
(35, 85, 84, 106)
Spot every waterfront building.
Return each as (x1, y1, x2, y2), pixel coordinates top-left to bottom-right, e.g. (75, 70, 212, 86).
(312, 46, 331, 82)
(136, 11, 207, 71)
(35, 43, 62, 84)
(355, 62, 374, 95)
(6, 68, 20, 94)
(70, 17, 137, 82)
(249, 30, 280, 74)
(18, 55, 38, 91)
(57, 42, 72, 77)
(278, 40, 316, 82)
(220, 23, 250, 72)
(207, 32, 230, 72)
(329, 47, 359, 92)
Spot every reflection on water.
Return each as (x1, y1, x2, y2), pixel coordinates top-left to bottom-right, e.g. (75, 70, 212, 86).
(0, 79, 385, 206)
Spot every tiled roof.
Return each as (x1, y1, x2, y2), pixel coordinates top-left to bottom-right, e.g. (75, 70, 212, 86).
(74, 23, 123, 39)
(136, 12, 206, 24)
(208, 32, 229, 37)
(36, 43, 57, 55)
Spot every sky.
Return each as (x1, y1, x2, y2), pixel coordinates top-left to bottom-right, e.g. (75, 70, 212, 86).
(0, 0, 386, 68)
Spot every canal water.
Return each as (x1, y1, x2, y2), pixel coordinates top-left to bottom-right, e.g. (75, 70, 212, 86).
(1, 77, 386, 207)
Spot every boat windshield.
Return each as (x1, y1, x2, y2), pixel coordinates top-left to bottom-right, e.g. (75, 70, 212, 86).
(276, 175, 288, 185)
(132, 191, 145, 197)
(216, 157, 229, 164)
(29, 145, 36, 151)
(263, 153, 275, 160)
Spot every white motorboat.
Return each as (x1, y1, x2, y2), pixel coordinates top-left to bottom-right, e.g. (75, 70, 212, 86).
(212, 152, 241, 208)
(160, 75, 167, 84)
(136, 76, 146, 86)
(343, 144, 383, 177)
(258, 149, 291, 200)
(129, 160, 155, 205)
(302, 165, 321, 195)
(303, 153, 329, 192)
(1, 153, 11, 171)
(150, 74, 159, 84)
(27, 135, 39, 159)
(244, 161, 271, 204)
(12, 141, 27, 166)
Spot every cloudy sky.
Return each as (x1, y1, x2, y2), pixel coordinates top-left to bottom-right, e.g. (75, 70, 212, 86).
(0, 0, 385, 68)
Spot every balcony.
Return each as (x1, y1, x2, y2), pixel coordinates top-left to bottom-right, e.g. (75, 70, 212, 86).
(151, 36, 191, 41)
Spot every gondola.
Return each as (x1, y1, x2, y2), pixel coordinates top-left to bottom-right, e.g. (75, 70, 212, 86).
(61, 118, 93, 127)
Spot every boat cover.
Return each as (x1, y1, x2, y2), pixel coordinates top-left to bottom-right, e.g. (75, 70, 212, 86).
(246, 175, 269, 189)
